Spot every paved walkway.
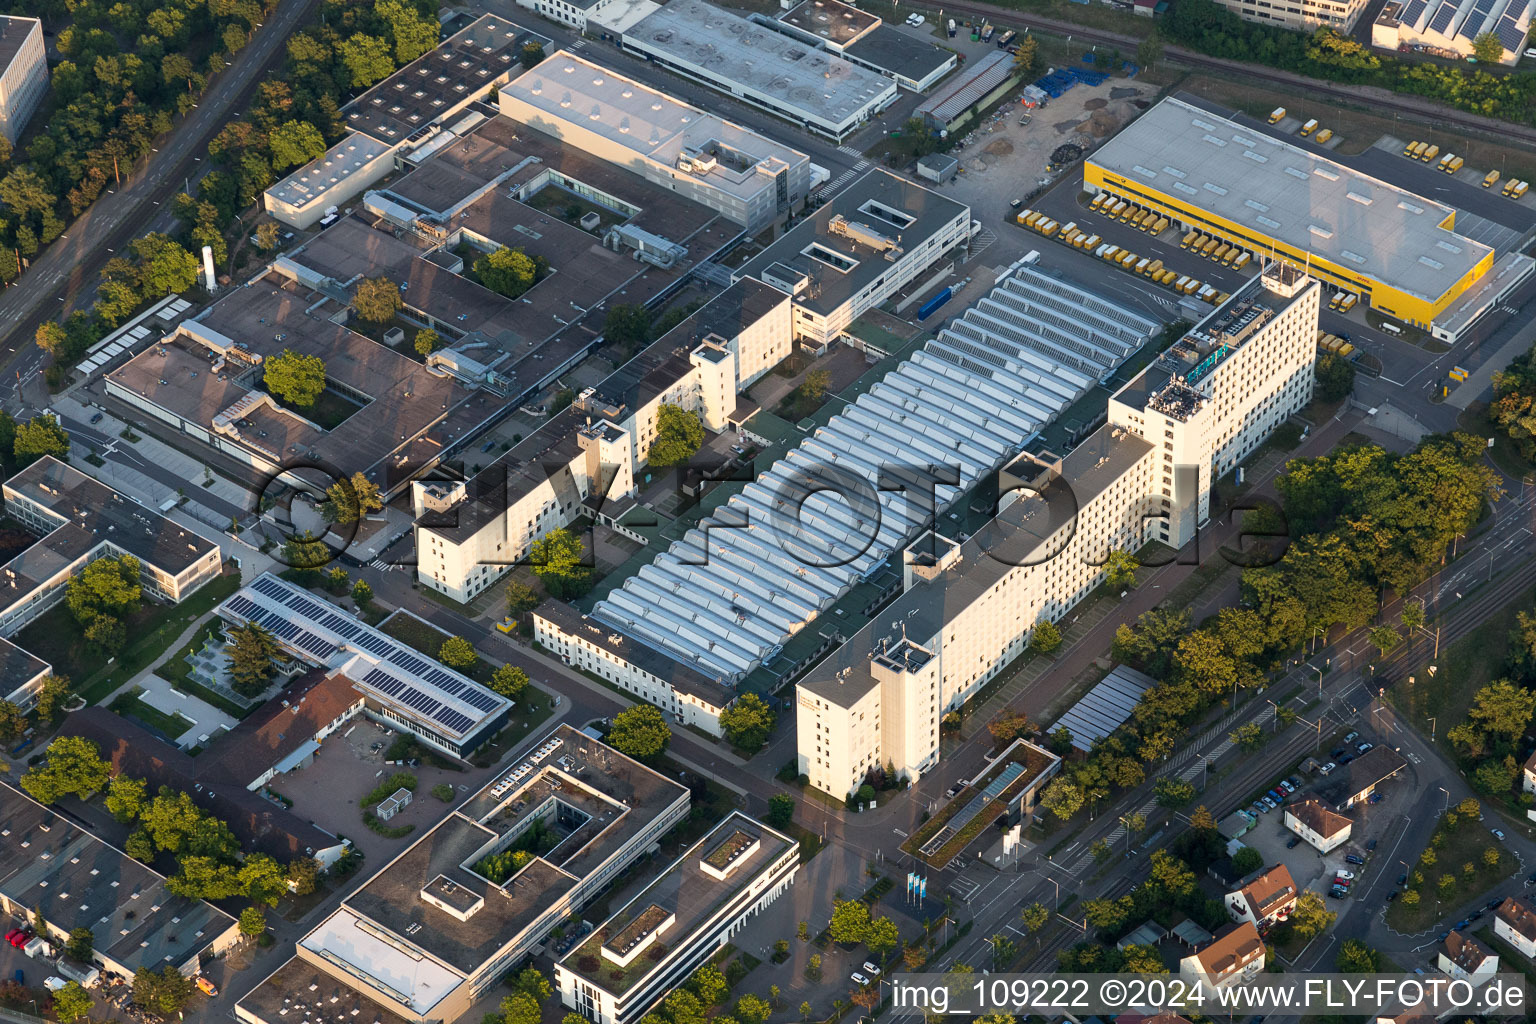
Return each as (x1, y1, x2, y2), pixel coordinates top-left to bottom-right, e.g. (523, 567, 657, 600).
(135, 673, 239, 748)
(1448, 306, 1536, 410)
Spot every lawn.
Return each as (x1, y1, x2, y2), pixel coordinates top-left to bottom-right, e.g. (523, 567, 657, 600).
(109, 687, 192, 741)
(154, 618, 257, 719)
(524, 185, 626, 233)
(1385, 804, 1518, 933)
(1389, 581, 1535, 762)
(17, 566, 243, 707)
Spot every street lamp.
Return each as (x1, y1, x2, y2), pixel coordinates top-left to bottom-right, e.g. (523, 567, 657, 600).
(1265, 699, 1281, 731)
(1439, 786, 1449, 812)
(1428, 716, 1437, 742)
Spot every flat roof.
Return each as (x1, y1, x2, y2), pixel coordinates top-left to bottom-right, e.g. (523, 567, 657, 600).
(0, 15, 39, 71)
(559, 812, 793, 994)
(220, 573, 510, 744)
(235, 955, 417, 1024)
(621, 0, 895, 129)
(1089, 96, 1491, 302)
(1053, 664, 1156, 753)
(0, 636, 48, 699)
(0, 781, 235, 973)
(915, 50, 1013, 124)
(267, 132, 391, 211)
(779, 0, 880, 46)
(844, 25, 955, 82)
(332, 725, 686, 978)
(740, 169, 967, 316)
(501, 50, 809, 202)
(343, 15, 543, 144)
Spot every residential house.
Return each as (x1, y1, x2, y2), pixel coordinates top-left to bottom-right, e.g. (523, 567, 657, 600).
(1438, 929, 1498, 984)
(1178, 921, 1265, 992)
(1284, 799, 1352, 853)
(1495, 896, 1536, 959)
(1226, 865, 1298, 930)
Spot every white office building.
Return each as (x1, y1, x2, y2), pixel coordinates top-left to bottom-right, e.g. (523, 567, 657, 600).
(0, 17, 46, 144)
(796, 264, 1320, 797)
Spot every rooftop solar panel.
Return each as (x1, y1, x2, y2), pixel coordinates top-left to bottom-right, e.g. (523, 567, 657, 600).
(252, 576, 287, 598)
(1400, 0, 1430, 24)
(1504, 0, 1530, 18)
(435, 708, 475, 734)
(462, 689, 502, 712)
(1496, 15, 1527, 45)
(1429, 1, 1457, 30)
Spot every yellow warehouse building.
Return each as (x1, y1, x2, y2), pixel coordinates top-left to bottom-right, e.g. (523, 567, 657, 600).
(1084, 97, 1528, 341)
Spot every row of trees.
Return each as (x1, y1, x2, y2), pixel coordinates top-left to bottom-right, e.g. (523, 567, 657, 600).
(65, 553, 142, 657)
(0, 411, 71, 479)
(1490, 341, 1536, 463)
(20, 736, 319, 909)
(1163, 0, 1536, 127)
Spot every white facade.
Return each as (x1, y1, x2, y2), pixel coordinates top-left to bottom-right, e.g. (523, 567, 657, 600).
(1178, 922, 1266, 993)
(556, 813, 800, 1024)
(0, 18, 46, 145)
(1212, 0, 1369, 30)
(796, 265, 1320, 798)
(1283, 801, 1352, 853)
(1495, 898, 1536, 959)
(263, 133, 395, 229)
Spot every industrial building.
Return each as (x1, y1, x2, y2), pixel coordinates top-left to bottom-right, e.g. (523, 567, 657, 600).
(0, 17, 46, 144)
(216, 573, 513, 758)
(573, 253, 1157, 706)
(0, 456, 223, 647)
(498, 50, 811, 233)
(775, 0, 956, 91)
(619, 0, 897, 141)
(415, 278, 793, 614)
(238, 725, 689, 1024)
(740, 169, 973, 345)
(1086, 96, 1531, 342)
(795, 263, 1319, 797)
(915, 51, 1021, 132)
(0, 781, 240, 981)
(1210, 0, 1371, 30)
(263, 16, 550, 227)
(1372, 0, 1531, 61)
(555, 812, 800, 1024)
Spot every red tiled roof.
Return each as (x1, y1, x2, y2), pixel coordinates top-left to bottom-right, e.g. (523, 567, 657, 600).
(1194, 921, 1265, 976)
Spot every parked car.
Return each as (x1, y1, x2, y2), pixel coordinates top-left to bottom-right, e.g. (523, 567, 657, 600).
(1344, 731, 1359, 744)
(1456, 919, 1470, 930)
(1398, 873, 1409, 886)
(1286, 837, 1301, 849)
(1357, 742, 1373, 754)
(90, 412, 104, 424)
(1386, 890, 1398, 901)
(1345, 854, 1365, 865)
(1491, 897, 1506, 909)
(1340, 754, 1355, 765)
(863, 962, 882, 976)
(1369, 792, 1383, 804)
(1319, 762, 1337, 775)
(1493, 828, 1507, 840)
(1278, 780, 1296, 794)
(1267, 789, 1284, 802)
(1261, 796, 1277, 810)
(1336, 870, 1356, 880)
(1329, 886, 1348, 898)
(1366, 839, 1378, 851)
(1330, 747, 1346, 759)
(851, 973, 871, 986)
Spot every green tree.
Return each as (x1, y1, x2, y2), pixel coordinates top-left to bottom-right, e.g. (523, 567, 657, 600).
(529, 527, 593, 599)
(767, 793, 795, 830)
(354, 275, 403, 323)
(507, 580, 541, 616)
(647, 404, 704, 467)
(1040, 777, 1084, 819)
(54, 981, 93, 1021)
(1014, 33, 1039, 73)
(1368, 625, 1402, 656)
(1289, 890, 1336, 939)
(1154, 778, 1196, 807)
(133, 965, 194, 1015)
(14, 414, 70, 467)
(801, 369, 831, 400)
(719, 692, 776, 749)
(64, 926, 94, 961)
(32, 673, 70, 724)
(255, 221, 281, 251)
(0, 700, 23, 744)
(474, 246, 544, 299)
(690, 965, 729, 1007)
(264, 349, 326, 408)
(1474, 754, 1518, 795)
(239, 906, 267, 937)
(1336, 939, 1379, 973)
(66, 554, 141, 625)
(20, 736, 111, 804)
(1103, 549, 1140, 589)
(1029, 619, 1062, 654)
(1315, 352, 1356, 403)
(867, 916, 900, 954)
(268, 119, 326, 171)
(1135, 32, 1163, 68)
(607, 704, 671, 762)
(229, 619, 280, 695)
(1471, 30, 1506, 62)
(338, 33, 395, 88)
(1230, 721, 1264, 751)
(488, 664, 530, 700)
(0, 167, 56, 217)
(736, 995, 771, 1024)
(352, 579, 373, 606)
(131, 233, 200, 296)
(35, 321, 67, 358)
(1232, 846, 1264, 875)
(439, 636, 478, 671)
(520, 41, 546, 68)
(1466, 679, 1536, 739)
(828, 899, 871, 944)
(517, 966, 553, 1002)
(287, 857, 319, 895)
(603, 303, 652, 355)
(239, 853, 289, 905)
(377, 0, 439, 62)
(414, 329, 440, 357)
(1020, 903, 1049, 934)
(323, 471, 384, 524)
(105, 774, 148, 823)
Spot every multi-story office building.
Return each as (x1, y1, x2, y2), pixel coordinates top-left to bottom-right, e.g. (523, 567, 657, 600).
(555, 812, 799, 1024)
(239, 725, 689, 1024)
(499, 51, 811, 234)
(795, 263, 1320, 797)
(1211, 0, 1369, 31)
(740, 170, 972, 346)
(0, 17, 46, 144)
(0, 456, 223, 641)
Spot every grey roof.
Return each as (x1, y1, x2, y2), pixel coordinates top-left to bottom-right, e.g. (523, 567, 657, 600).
(621, 0, 895, 131)
(740, 170, 968, 317)
(266, 132, 391, 212)
(0, 16, 39, 72)
(0, 781, 236, 974)
(1053, 664, 1157, 753)
(844, 25, 955, 83)
(798, 422, 1154, 707)
(778, 0, 880, 46)
(1090, 96, 1492, 303)
(915, 50, 1014, 125)
(0, 636, 48, 701)
(236, 956, 417, 1024)
(600, 252, 1157, 684)
(536, 601, 733, 709)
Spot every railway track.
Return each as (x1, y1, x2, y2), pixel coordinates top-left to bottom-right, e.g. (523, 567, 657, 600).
(934, 0, 1536, 151)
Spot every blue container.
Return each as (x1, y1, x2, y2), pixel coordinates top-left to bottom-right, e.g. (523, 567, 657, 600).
(917, 287, 953, 321)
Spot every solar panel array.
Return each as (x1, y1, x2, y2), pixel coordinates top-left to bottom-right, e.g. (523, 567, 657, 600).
(1459, 0, 1497, 39)
(225, 574, 508, 740)
(1400, 0, 1431, 26)
(1428, 0, 1458, 32)
(1495, 6, 1528, 48)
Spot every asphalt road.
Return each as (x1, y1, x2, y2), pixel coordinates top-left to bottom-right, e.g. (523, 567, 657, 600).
(0, 0, 321, 374)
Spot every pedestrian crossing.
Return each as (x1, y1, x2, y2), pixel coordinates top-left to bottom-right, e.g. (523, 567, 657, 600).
(814, 169, 859, 199)
(369, 558, 401, 571)
(837, 144, 865, 159)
